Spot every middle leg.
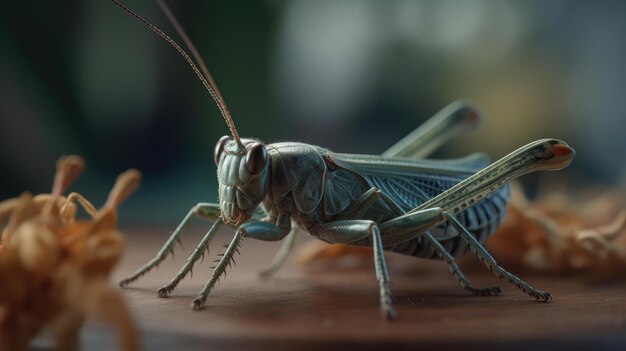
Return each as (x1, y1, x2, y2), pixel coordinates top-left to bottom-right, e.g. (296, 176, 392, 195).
(310, 220, 396, 319)
(258, 227, 298, 279)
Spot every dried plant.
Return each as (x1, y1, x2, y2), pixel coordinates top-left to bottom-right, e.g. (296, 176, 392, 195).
(0, 156, 139, 351)
(484, 182, 626, 277)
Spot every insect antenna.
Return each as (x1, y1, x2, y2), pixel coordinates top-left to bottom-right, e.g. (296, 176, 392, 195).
(109, 0, 243, 147)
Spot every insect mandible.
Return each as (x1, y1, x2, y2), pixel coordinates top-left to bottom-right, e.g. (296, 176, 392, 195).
(112, 0, 575, 319)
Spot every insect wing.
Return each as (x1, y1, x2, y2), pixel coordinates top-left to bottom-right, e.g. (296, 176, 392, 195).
(326, 152, 491, 212)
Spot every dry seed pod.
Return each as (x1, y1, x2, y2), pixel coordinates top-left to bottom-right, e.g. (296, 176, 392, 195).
(5, 193, 39, 242)
(59, 169, 141, 275)
(484, 183, 626, 276)
(82, 169, 141, 275)
(104, 169, 142, 211)
(0, 156, 139, 351)
(60, 192, 97, 224)
(13, 219, 61, 277)
(43, 155, 85, 217)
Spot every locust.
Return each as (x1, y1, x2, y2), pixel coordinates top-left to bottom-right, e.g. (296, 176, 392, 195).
(112, 0, 575, 319)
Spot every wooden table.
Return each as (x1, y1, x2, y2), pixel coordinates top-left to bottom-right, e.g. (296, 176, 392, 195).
(38, 227, 626, 350)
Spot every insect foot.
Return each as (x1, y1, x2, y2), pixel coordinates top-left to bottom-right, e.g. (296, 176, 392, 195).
(157, 286, 174, 298)
(119, 277, 133, 288)
(531, 291, 553, 303)
(382, 304, 397, 320)
(191, 297, 206, 311)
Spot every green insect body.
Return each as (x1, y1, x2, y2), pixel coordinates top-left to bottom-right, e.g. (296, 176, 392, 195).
(113, 0, 575, 319)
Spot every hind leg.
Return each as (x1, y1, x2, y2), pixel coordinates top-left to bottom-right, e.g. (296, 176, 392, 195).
(335, 189, 500, 297)
(383, 100, 482, 158)
(443, 212, 551, 302)
(370, 200, 500, 295)
(423, 232, 501, 296)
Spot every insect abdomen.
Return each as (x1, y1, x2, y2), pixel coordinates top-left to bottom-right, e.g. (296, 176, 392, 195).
(389, 184, 511, 258)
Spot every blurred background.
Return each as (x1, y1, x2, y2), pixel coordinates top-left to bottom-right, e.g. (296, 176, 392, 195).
(1, 0, 625, 224)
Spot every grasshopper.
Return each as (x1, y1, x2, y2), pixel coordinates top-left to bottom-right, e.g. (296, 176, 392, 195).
(112, 0, 575, 319)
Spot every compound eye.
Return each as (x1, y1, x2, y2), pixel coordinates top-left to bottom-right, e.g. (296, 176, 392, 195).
(214, 135, 231, 165)
(245, 143, 267, 175)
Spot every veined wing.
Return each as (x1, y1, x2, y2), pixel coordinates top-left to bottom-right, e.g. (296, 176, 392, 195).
(324, 150, 490, 212)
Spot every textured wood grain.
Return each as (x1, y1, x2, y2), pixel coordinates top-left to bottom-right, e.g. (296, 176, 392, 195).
(35, 227, 626, 350)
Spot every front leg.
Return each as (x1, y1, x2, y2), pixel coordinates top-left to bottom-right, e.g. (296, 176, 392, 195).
(119, 202, 222, 287)
(156, 217, 224, 297)
(243, 211, 291, 241)
(191, 218, 290, 310)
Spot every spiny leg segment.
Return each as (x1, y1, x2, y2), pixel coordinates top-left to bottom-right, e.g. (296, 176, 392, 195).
(368, 140, 572, 305)
(423, 232, 501, 296)
(443, 211, 552, 302)
(192, 228, 243, 310)
(366, 189, 501, 296)
(157, 217, 224, 297)
(119, 203, 221, 287)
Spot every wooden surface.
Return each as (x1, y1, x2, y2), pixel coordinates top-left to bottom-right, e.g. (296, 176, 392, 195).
(38, 227, 626, 350)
